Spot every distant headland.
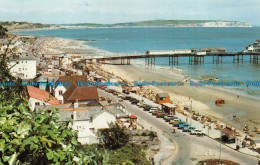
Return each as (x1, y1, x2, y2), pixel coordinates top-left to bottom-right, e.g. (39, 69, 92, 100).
(1, 20, 252, 32)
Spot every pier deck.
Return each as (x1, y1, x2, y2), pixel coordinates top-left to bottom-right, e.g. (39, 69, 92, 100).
(81, 52, 260, 65)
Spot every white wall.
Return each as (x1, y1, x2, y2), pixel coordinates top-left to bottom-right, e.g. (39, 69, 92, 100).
(69, 111, 116, 144)
(29, 97, 51, 111)
(93, 111, 116, 130)
(54, 86, 66, 104)
(9, 60, 36, 79)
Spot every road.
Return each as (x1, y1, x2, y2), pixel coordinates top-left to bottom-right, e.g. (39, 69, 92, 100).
(98, 89, 259, 165)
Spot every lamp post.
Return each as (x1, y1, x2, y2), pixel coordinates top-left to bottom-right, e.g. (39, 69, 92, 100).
(219, 125, 223, 164)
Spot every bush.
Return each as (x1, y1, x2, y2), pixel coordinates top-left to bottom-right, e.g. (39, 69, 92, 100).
(98, 122, 130, 150)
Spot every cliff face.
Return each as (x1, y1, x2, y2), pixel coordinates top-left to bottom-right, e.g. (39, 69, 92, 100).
(200, 21, 252, 27)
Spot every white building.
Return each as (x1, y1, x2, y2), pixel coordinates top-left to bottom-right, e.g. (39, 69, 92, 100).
(35, 105, 117, 144)
(8, 56, 36, 79)
(27, 86, 60, 111)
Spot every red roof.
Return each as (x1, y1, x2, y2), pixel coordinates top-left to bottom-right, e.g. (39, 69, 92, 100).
(27, 86, 60, 105)
(222, 128, 237, 135)
(63, 86, 99, 102)
(129, 115, 137, 119)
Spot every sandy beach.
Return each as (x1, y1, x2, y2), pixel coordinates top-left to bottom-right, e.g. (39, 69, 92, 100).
(99, 63, 260, 136)
(25, 34, 260, 138)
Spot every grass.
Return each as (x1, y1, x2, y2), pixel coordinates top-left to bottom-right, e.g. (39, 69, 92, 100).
(196, 159, 240, 165)
(81, 143, 150, 165)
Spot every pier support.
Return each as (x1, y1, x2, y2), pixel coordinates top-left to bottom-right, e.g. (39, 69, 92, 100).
(145, 56, 155, 67)
(189, 55, 204, 65)
(250, 55, 259, 64)
(121, 57, 131, 65)
(233, 55, 243, 64)
(213, 55, 223, 64)
(169, 55, 178, 66)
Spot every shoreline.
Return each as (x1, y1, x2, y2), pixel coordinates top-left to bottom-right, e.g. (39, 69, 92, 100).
(99, 64, 260, 136)
(13, 33, 260, 137)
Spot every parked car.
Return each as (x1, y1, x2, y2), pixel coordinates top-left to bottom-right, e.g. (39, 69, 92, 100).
(169, 119, 180, 124)
(131, 99, 140, 105)
(190, 129, 204, 136)
(183, 126, 195, 132)
(179, 123, 189, 129)
(157, 113, 167, 118)
(174, 121, 186, 127)
(165, 116, 178, 122)
(152, 110, 161, 116)
(123, 96, 132, 100)
(164, 115, 174, 120)
(149, 108, 158, 113)
(143, 105, 153, 111)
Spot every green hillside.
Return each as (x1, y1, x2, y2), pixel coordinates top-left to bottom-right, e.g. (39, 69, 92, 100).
(0, 24, 8, 38)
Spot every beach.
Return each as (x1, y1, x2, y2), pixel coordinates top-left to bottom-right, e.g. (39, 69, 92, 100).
(21, 34, 260, 137)
(99, 63, 260, 135)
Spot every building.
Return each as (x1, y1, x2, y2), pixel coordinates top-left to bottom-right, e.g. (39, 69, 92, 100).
(54, 75, 91, 104)
(200, 48, 226, 52)
(246, 40, 260, 52)
(26, 86, 60, 111)
(8, 56, 36, 79)
(221, 126, 237, 143)
(161, 103, 176, 115)
(35, 103, 116, 144)
(156, 93, 170, 104)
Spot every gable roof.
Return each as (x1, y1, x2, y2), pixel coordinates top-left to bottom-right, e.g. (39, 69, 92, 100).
(157, 93, 170, 98)
(56, 75, 88, 89)
(27, 86, 60, 105)
(63, 86, 99, 102)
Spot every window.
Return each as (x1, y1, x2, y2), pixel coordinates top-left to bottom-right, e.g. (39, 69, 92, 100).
(160, 97, 166, 101)
(19, 68, 21, 71)
(58, 90, 63, 95)
(90, 128, 95, 133)
(90, 117, 93, 123)
(35, 102, 40, 106)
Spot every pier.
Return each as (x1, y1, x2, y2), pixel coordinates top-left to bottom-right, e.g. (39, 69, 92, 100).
(81, 52, 260, 66)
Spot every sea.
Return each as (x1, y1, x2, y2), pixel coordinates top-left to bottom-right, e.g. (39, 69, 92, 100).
(14, 27, 260, 97)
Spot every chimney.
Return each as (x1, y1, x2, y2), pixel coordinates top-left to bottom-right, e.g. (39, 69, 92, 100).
(74, 99, 79, 108)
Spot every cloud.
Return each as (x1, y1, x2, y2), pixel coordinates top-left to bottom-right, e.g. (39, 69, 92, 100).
(0, 0, 259, 25)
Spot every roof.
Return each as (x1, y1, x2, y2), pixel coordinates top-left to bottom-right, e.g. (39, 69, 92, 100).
(35, 105, 104, 121)
(56, 75, 88, 89)
(27, 86, 60, 105)
(157, 93, 170, 98)
(63, 86, 99, 102)
(161, 103, 177, 108)
(129, 115, 137, 119)
(200, 48, 226, 51)
(35, 104, 73, 113)
(0, 39, 9, 45)
(222, 127, 237, 135)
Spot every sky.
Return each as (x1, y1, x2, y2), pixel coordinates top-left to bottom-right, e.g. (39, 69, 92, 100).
(0, 0, 260, 26)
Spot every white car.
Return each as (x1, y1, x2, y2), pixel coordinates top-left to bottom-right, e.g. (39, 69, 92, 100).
(149, 108, 158, 113)
(190, 129, 204, 136)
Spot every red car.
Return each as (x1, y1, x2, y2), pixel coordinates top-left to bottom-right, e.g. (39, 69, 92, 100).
(157, 113, 167, 118)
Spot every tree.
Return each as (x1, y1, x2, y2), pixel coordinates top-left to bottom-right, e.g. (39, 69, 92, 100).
(0, 42, 108, 164)
(0, 24, 8, 38)
(98, 122, 130, 150)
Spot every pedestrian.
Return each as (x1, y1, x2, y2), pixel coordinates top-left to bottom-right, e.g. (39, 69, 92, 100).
(151, 157, 154, 165)
(237, 95, 239, 99)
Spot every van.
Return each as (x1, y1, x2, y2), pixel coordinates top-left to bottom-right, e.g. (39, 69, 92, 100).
(149, 108, 158, 113)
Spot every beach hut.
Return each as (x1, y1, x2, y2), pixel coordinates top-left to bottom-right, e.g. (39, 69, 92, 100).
(221, 127, 237, 143)
(156, 93, 170, 104)
(161, 103, 177, 115)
